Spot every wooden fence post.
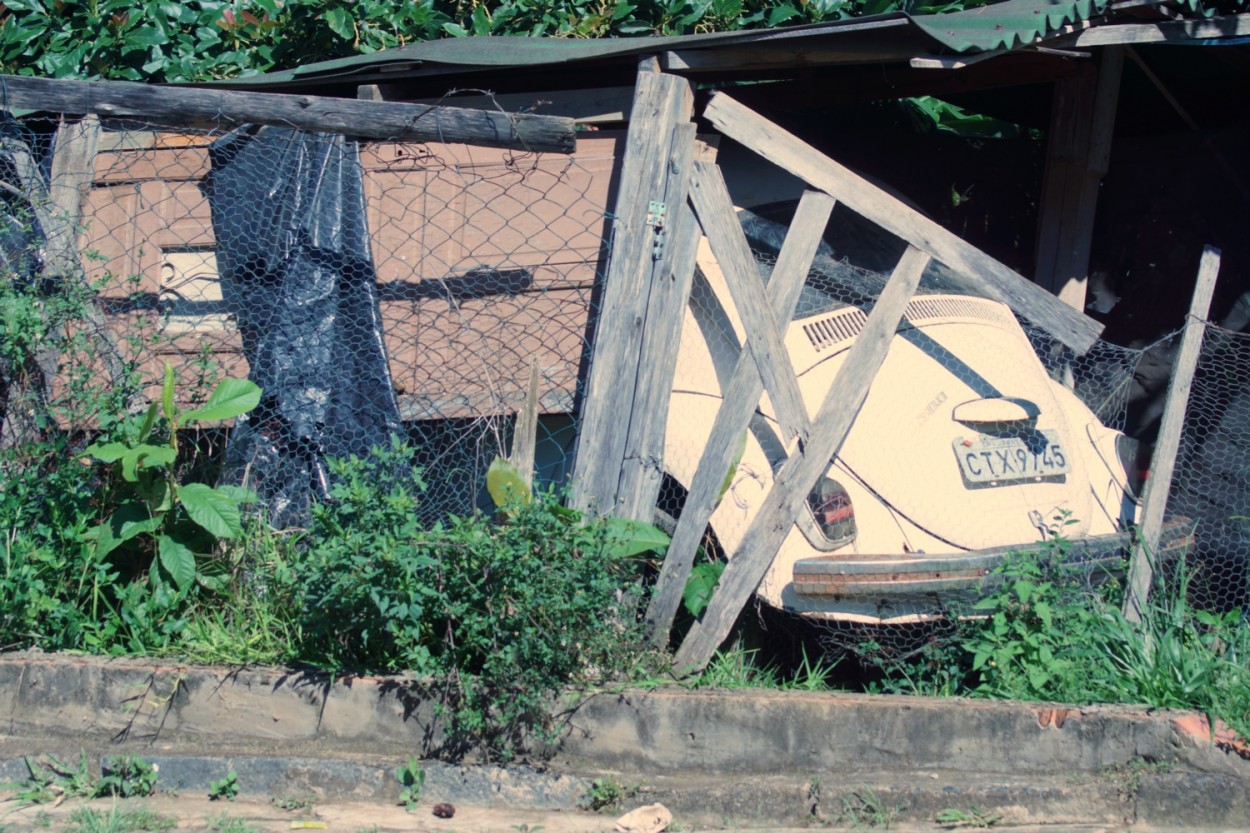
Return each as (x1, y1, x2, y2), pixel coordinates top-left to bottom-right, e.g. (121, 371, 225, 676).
(1122, 245, 1221, 623)
(571, 65, 697, 520)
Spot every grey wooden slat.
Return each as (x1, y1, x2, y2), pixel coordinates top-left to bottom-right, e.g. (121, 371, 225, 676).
(673, 245, 931, 674)
(645, 188, 836, 644)
(0, 74, 576, 154)
(1052, 13, 1250, 47)
(510, 357, 542, 488)
(702, 91, 1103, 354)
(688, 160, 811, 445)
(615, 123, 703, 521)
(1123, 245, 1221, 623)
(570, 69, 695, 517)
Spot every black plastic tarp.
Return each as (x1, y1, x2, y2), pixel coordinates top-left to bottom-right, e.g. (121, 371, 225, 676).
(205, 126, 402, 527)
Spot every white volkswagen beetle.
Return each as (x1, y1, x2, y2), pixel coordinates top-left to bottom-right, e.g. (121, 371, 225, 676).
(659, 207, 1178, 625)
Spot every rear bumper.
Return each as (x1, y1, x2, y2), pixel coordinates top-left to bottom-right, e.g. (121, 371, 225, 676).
(792, 519, 1195, 602)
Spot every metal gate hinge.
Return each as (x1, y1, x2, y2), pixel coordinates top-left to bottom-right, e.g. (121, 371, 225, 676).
(646, 199, 667, 261)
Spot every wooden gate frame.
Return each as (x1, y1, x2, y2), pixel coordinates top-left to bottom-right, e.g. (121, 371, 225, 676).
(572, 67, 1106, 674)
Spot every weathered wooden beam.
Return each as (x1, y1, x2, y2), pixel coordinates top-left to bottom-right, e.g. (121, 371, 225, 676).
(0, 74, 577, 154)
(673, 245, 931, 675)
(645, 188, 835, 644)
(510, 357, 542, 488)
(570, 67, 696, 518)
(1032, 49, 1124, 312)
(689, 161, 811, 446)
(1123, 245, 1221, 623)
(1049, 46, 1121, 312)
(702, 92, 1104, 354)
(1051, 12, 1250, 46)
(1, 115, 131, 449)
(613, 122, 703, 521)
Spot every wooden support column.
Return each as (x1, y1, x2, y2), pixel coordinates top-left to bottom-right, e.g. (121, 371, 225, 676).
(571, 65, 698, 520)
(1123, 245, 1221, 623)
(1033, 47, 1124, 311)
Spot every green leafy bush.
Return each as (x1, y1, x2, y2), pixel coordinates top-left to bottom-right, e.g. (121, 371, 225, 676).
(962, 529, 1250, 740)
(297, 440, 658, 757)
(82, 366, 260, 595)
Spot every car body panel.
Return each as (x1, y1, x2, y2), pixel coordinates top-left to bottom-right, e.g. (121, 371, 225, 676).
(664, 228, 1141, 623)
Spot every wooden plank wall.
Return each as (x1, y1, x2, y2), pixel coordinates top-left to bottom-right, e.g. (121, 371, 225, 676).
(77, 132, 623, 415)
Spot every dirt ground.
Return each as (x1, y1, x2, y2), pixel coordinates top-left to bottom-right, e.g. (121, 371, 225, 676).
(0, 795, 1234, 833)
(0, 795, 620, 833)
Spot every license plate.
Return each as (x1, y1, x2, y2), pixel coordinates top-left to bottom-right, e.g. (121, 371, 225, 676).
(953, 430, 1070, 485)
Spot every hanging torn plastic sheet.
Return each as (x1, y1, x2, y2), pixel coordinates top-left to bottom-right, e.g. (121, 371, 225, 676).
(205, 126, 402, 528)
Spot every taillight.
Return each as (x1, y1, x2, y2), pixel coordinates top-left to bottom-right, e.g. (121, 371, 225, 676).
(1115, 434, 1147, 499)
(807, 476, 857, 546)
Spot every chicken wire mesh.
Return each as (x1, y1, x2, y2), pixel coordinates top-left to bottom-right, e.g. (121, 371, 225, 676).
(2, 111, 1247, 663)
(1165, 321, 1250, 614)
(0, 114, 618, 528)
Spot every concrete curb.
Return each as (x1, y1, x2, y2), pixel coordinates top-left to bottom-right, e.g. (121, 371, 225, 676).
(1, 653, 1248, 827)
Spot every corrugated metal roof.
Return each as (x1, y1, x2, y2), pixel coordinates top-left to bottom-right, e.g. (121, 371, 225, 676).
(910, 0, 1107, 52)
(219, 0, 1111, 87)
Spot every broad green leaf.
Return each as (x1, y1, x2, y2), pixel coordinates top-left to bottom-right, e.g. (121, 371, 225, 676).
(601, 517, 670, 559)
(119, 444, 176, 483)
(325, 7, 354, 39)
(126, 25, 170, 47)
(178, 482, 244, 538)
(137, 400, 160, 443)
(181, 378, 261, 423)
(85, 441, 131, 463)
(471, 4, 491, 35)
(196, 572, 230, 593)
(551, 503, 582, 522)
(162, 363, 176, 422)
(157, 535, 196, 591)
(214, 484, 258, 504)
(486, 456, 531, 508)
(86, 502, 159, 558)
(682, 560, 724, 617)
(767, 4, 799, 26)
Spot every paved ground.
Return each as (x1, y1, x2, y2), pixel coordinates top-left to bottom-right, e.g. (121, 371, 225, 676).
(2, 653, 1248, 829)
